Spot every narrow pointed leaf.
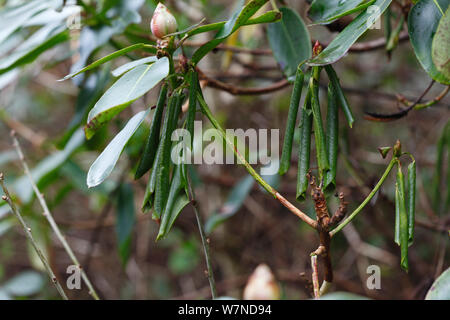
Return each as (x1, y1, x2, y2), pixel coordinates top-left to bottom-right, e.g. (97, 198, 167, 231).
(154, 94, 183, 219)
(135, 83, 168, 179)
(395, 164, 409, 272)
(324, 83, 339, 193)
(407, 160, 416, 246)
(308, 0, 392, 66)
(308, 0, 376, 25)
(157, 165, 189, 240)
(325, 65, 355, 128)
(187, 71, 199, 148)
(60, 43, 150, 80)
(279, 68, 304, 175)
(310, 67, 329, 177)
(87, 110, 148, 188)
(296, 91, 313, 201)
(267, 7, 312, 78)
(85, 57, 169, 139)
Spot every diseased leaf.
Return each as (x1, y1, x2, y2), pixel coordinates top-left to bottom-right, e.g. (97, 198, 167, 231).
(308, 0, 392, 66)
(408, 0, 450, 84)
(205, 175, 255, 234)
(267, 7, 312, 78)
(432, 7, 450, 79)
(308, 0, 375, 25)
(407, 160, 416, 246)
(325, 65, 355, 127)
(87, 110, 148, 188)
(115, 183, 135, 266)
(85, 57, 169, 139)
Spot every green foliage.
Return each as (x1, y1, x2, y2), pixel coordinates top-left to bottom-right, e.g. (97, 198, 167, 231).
(408, 0, 450, 84)
(308, 0, 376, 25)
(267, 7, 311, 78)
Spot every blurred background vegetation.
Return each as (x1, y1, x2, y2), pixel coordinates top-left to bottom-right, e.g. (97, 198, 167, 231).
(0, 0, 448, 299)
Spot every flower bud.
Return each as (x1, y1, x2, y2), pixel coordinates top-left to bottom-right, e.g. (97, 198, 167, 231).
(243, 264, 280, 300)
(150, 3, 177, 39)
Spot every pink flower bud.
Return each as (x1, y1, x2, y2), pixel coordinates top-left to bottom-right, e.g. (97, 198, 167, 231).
(150, 3, 177, 39)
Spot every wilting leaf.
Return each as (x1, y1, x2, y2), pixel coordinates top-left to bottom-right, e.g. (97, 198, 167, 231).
(87, 110, 148, 188)
(308, 0, 392, 66)
(407, 160, 416, 246)
(323, 83, 339, 193)
(395, 164, 409, 272)
(85, 57, 169, 139)
(205, 175, 255, 234)
(267, 7, 312, 78)
(408, 0, 450, 84)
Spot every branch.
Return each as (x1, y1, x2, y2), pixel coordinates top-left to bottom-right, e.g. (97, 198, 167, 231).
(11, 132, 100, 300)
(311, 255, 320, 299)
(197, 93, 318, 229)
(330, 157, 397, 237)
(0, 173, 68, 300)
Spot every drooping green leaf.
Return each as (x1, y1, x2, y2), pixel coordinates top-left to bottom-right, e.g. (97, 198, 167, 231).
(308, 0, 376, 25)
(61, 44, 153, 80)
(309, 67, 329, 177)
(308, 0, 392, 66)
(112, 56, 158, 77)
(191, 0, 269, 64)
(13, 130, 85, 203)
(205, 175, 255, 234)
(85, 57, 169, 139)
(323, 83, 339, 193)
(157, 165, 189, 240)
(87, 110, 148, 188)
(408, 0, 450, 84)
(395, 163, 409, 272)
(296, 90, 313, 201)
(325, 65, 355, 128)
(187, 70, 199, 149)
(135, 84, 168, 179)
(425, 267, 450, 300)
(406, 160, 416, 246)
(267, 7, 312, 78)
(154, 94, 183, 219)
(0, 24, 69, 75)
(432, 7, 450, 79)
(279, 67, 304, 175)
(115, 183, 135, 266)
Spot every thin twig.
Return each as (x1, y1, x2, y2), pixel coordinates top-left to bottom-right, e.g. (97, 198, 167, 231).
(11, 132, 100, 300)
(186, 172, 217, 299)
(0, 173, 68, 300)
